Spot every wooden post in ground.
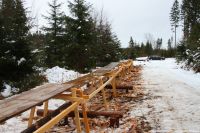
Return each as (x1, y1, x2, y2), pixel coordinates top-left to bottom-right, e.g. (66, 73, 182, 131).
(72, 88, 81, 133)
(100, 78, 108, 110)
(77, 89, 90, 133)
(111, 77, 117, 97)
(43, 101, 48, 117)
(28, 106, 36, 127)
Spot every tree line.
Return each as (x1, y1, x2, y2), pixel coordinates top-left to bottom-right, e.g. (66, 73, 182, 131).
(170, 0, 200, 72)
(121, 36, 176, 59)
(0, 0, 121, 93)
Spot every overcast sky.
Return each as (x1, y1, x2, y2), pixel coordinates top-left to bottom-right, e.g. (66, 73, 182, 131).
(25, 0, 182, 48)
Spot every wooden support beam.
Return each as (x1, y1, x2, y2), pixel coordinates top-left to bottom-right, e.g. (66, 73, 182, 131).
(99, 78, 108, 110)
(77, 89, 90, 133)
(34, 102, 80, 133)
(53, 94, 84, 102)
(111, 77, 117, 97)
(22, 102, 72, 133)
(43, 101, 48, 117)
(28, 107, 36, 127)
(72, 88, 82, 133)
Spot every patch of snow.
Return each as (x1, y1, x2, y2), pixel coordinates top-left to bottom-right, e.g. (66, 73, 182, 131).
(136, 56, 148, 61)
(77, 26, 81, 29)
(1, 83, 12, 97)
(43, 66, 80, 83)
(17, 57, 26, 65)
(31, 49, 40, 53)
(5, 50, 10, 54)
(6, 40, 16, 44)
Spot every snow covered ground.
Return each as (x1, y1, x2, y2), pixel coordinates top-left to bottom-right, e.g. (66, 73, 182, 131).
(1, 59, 200, 132)
(133, 58, 200, 132)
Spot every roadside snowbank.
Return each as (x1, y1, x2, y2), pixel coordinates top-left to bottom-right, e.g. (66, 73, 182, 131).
(44, 66, 80, 83)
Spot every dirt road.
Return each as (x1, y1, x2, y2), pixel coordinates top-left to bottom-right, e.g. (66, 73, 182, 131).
(132, 58, 200, 132)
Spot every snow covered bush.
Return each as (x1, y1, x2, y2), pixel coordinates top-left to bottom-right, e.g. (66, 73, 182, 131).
(177, 43, 200, 72)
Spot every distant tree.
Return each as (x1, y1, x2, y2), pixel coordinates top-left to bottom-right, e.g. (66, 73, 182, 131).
(145, 33, 156, 49)
(170, 0, 180, 47)
(168, 39, 172, 50)
(43, 0, 66, 67)
(129, 36, 135, 48)
(145, 41, 153, 56)
(156, 38, 162, 50)
(127, 36, 136, 59)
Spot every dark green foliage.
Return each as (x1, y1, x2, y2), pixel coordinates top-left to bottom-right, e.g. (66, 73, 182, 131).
(175, 0, 200, 72)
(121, 39, 176, 59)
(64, 0, 121, 71)
(0, 0, 44, 93)
(156, 38, 162, 50)
(64, 0, 96, 72)
(127, 37, 136, 59)
(43, 0, 66, 67)
(28, 33, 46, 67)
(95, 21, 121, 66)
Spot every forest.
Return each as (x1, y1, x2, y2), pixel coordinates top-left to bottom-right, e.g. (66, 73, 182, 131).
(0, 0, 199, 94)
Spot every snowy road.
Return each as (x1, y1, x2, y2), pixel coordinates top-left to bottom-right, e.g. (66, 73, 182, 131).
(134, 58, 200, 132)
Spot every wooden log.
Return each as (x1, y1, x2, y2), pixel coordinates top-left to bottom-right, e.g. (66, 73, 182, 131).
(37, 109, 123, 118)
(22, 102, 72, 133)
(105, 84, 133, 90)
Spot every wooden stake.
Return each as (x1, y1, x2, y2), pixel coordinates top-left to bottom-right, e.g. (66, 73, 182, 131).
(111, 78, 117, 97)
(78, 89, 90, 133)
(72, 88, 82, 133)
(28, 106, 36, 127)
(43, 101, 48, 117)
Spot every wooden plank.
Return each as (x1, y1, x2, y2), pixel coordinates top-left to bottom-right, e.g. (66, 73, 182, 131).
(0, 83, 73, 123)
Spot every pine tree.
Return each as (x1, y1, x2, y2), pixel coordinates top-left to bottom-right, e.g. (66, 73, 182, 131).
(129, 37, 134, 48)
(156, 38, 162, 50)
(128, 36, 136, 59)
(43, 0, 66, 67)
(145, 41, 153, 56)
(181, 0, 200, 49)
(65, 0, 97, 72)
(170, 0, 180, 47)
(95, 19, 121, 66)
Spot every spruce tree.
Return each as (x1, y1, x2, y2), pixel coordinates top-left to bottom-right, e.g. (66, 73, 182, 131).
(181, 0, 200, 49)
(128, 36, 136, 59)
(170, 0, 180, 47)
(95, 20, 121, 66)
(0, 0, 38, 93)
(43, 0, 66, 67)
(66, 0, 96, 72)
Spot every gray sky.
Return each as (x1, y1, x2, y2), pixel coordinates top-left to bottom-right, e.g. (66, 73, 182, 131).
(25, 0, 182, 48)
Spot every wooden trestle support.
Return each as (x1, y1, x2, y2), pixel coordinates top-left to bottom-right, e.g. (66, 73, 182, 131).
(2, 60, 134, 133)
